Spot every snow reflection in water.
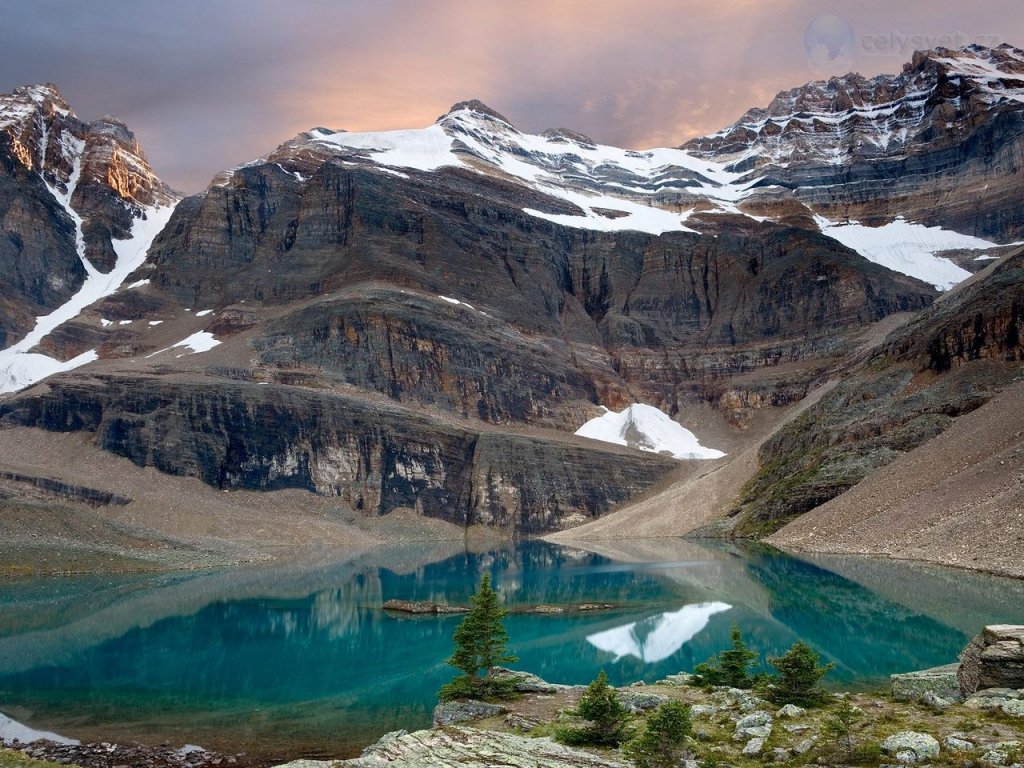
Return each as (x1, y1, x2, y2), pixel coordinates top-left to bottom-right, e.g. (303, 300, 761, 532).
(586, 601, 732, 663)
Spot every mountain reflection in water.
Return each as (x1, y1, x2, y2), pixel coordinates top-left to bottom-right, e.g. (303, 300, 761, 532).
(587, 602, 732, 663)
(0, 539, 1022, 762)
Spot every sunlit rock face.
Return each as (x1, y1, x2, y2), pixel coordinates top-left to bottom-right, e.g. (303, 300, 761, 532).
(586, 602, 732, 663)
(0, 84, 176, 345)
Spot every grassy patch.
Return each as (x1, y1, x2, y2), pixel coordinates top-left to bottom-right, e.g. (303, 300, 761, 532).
(0, 748, 81, 768)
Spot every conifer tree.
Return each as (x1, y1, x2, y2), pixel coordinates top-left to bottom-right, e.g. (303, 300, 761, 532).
(557, 669, 630, 746)
(767, 640, 834, 706)
(693, 626, 758, 688)
(439, 573, 518, 701)
(625, 700, 692, 768)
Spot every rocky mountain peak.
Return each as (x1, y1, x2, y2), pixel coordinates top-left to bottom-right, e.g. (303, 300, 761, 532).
(683, 43, 1024, 169)
(438, 99, 514, 127)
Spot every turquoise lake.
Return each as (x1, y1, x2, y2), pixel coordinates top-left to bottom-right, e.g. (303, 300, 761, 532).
(1, 539, 1023, 762)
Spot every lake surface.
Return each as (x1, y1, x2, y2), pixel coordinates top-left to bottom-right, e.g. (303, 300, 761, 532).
(1, 539, 1022, 761)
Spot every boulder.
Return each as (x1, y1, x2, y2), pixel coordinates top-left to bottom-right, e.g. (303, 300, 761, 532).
(921, 691, 952, 711)
(891, 663, 961, 702)
(690, 704, 719, 717)
(881, 732, 940, 763)
(959, 625, 1024, 695)
(431, 700, 508, 727)
(490, 668, 566, 694)
(777, 704, 806, 718)
(617, 690, 670, 713)
(944, 736, 975, 751)
(657, 672, 695, 687)
(340, 726, 629, 767)
(1003, 699, 1024, 717)
(735, 711, 773, 740)
(742, 737, 765, 756)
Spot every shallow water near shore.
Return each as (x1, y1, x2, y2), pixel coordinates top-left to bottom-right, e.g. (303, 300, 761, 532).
(1, 539, 1022, 763)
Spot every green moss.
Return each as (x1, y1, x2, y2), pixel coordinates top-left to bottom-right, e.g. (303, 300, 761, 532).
(0, 749, 81, 768)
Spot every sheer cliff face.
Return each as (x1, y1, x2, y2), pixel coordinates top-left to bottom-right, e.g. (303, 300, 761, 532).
(0, 84, 176, 344)
(2, 46, 1023, 535)
(684, 45, 1024, 240)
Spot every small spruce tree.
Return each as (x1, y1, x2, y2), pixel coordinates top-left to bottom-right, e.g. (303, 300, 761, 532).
(625, 700, 693, 768)
(822, 696, 862, 760)
(439, 573, 518, 701)
(767, 640, 834, 706)
(557, 670, 629, 746)
(693, 626, 758, 688)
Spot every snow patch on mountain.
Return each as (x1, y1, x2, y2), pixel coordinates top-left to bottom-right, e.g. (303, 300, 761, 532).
(815, 215, 997, 290)
(0, 202, 176, 394)
(147, 331, 221, 359)
(575, 404, 726, 460)
(319, 123, 458, 172)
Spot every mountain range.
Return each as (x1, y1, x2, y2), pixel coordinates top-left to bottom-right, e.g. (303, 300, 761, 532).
(0, 44, 1021, 576)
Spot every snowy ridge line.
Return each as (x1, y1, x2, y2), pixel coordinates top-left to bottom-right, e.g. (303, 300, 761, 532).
(310, 107, 765, 235)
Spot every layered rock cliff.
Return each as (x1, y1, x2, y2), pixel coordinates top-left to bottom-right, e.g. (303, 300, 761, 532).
(0, 373, 675, 533)
(2, 47, 1023, 543)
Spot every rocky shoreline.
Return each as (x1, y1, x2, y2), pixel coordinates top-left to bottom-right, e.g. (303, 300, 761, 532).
(4, 625, 1022, 768)
(0, 739, 252, 768)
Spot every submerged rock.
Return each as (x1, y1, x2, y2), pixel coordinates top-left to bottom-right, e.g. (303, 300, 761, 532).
(382, 599, 469, 615)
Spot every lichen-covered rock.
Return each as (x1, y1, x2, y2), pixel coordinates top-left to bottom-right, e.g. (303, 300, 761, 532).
(891, 664, 961, 703)
(340, 726, 629, 767)
(431, 700, 509, 727)
(960, 626, 1024, 695)
(1003, 699, 1024, 717)
(983, 750, 1010, 766)
(742, 737, 765, 756)
(881, 732, 940, 763)
(617, 690, 670, 713)
(944, 736, 975, 751)
(690, 704, 719, 717)
(922, 691, 952, 710)
(490, 668, 566, 694)
(735, 711, 773, 740)
(777, 704, 806, 718)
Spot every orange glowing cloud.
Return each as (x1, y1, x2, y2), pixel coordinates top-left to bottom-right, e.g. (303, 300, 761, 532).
(6, 0, 1020, 191)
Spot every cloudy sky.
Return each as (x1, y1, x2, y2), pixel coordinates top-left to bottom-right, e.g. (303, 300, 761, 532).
(4, 0, 1021, 192)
